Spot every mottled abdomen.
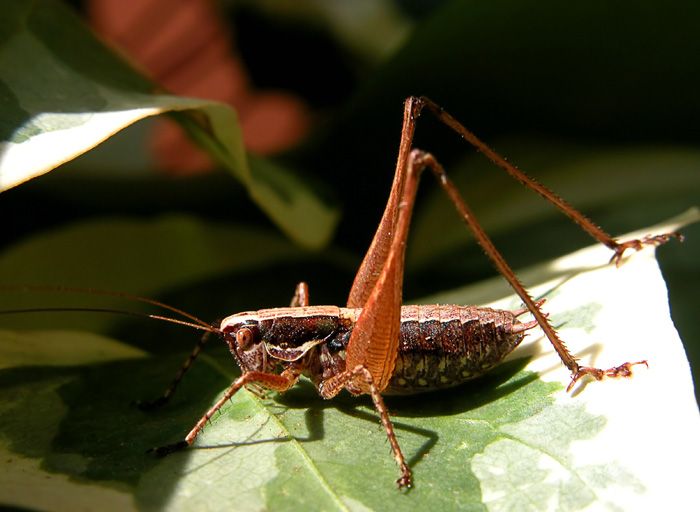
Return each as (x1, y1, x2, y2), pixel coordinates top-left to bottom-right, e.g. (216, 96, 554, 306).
(384, 305, 530, 394)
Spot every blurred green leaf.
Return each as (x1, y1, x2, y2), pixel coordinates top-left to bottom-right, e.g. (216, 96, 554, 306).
(0, 0, 338, 249)
(0, 215, 308, 333)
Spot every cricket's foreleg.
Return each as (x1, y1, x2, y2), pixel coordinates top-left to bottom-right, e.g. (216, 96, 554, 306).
(320, 366, 412, 489)
(135, 331, 214, 411)
(149, 368, 301, 456)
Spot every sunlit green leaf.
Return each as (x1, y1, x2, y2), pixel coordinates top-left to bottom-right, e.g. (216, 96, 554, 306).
(0, 212, 696, 511)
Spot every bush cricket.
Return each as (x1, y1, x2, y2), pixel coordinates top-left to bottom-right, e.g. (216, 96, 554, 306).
(1, 97, 683, 489)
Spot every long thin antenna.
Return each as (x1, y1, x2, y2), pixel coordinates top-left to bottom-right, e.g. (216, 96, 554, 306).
(0, 285, 214, 330)
(0, 307, 218, 333)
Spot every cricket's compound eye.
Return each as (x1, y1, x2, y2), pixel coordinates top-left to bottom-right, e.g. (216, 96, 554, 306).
(236, 327, 254, 350)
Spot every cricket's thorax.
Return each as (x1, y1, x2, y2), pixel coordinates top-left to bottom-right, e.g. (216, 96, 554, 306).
(224, 304, 528, 395)
(255, 306, 356, 363)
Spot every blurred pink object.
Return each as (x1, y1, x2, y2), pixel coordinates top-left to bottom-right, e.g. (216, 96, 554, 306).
(88, 0, 312, 174)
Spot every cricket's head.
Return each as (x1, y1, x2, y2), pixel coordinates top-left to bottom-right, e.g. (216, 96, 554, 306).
(220, 312, 274, 374)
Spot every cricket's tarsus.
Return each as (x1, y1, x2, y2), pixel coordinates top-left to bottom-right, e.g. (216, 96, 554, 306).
(567, 361, 650, 392)
(609, 233, 684, 267)
(1, 97, 682, 489)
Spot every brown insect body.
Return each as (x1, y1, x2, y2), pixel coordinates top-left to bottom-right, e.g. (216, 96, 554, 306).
(221, 304, 533, 397)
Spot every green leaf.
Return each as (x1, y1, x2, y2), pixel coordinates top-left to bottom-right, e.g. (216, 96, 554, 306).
(0, 215, 308, 334)
(0, 0, 338, 249)
(0, 211, 696, 511)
